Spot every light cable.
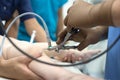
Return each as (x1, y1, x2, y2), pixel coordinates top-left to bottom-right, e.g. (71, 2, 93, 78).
(0, 12, 120, 67)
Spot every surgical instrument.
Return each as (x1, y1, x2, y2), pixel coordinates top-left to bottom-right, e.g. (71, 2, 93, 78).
(48, 28, 80, 51)
(0, 12, 120, 67)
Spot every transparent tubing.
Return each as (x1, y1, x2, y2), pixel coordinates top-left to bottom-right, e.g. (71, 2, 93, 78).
(0, 12, 51, 54)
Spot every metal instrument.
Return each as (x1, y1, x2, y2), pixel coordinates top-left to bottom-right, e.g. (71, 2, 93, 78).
(48, 28, 80, 52)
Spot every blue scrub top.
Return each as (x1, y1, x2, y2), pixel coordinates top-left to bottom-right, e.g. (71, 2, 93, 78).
(17, 0, 67, 41)
(105, 27, 120, 80)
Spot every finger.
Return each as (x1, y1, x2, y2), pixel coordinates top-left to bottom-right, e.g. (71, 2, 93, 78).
(63, 56, 67, 62)
(80, 50, 101, 61)
(64, 14, 69, 26)
(64, 7, 71, 26)
(56, 29, 68, 44)
(71, 53, 76, 63)
(70, 33, 85, 42)
(81, 50, 101, 58)
(67, 53, 72, 62)
(65, 53, 69, 62)
(78, 56, 82, 61)
(69, 49, 80, 62)
(77, 39, 90, 51)
(58, 28, 67, 38)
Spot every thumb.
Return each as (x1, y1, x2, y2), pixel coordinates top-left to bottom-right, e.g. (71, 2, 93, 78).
(64, 14, 69, 26)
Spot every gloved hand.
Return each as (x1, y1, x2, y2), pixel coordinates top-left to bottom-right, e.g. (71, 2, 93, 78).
(57, 28, 85, 45)
(57, 26, 108, 50)
(64, 0, 114, 30)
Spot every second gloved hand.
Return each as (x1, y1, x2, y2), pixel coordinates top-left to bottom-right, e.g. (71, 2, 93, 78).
(57, 26, 108, 50)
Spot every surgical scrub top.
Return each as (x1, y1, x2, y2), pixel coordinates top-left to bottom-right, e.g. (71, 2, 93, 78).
(0, 0, 33, 21)
(17, 0, 67, 41)
(105, 27, 120, 80)
(0, 0, 33, 35)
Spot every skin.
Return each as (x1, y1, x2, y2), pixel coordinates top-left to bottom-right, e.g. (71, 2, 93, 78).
(55, 0, 120, 80)
(0, 36, 44, 80)
(5, 17, 48, 42)
(5, 17, 47, 42)
(4, 10, 19, 38)
(64, 0, 120, 29)
(3, 47, 100, 80)
(4, 12, 47, 42)
(57, 26, 108, 50)
(0, 35, 100, 80)
(24, 18, 47, 42)
(5, 7, 65, 41)
(57, 8, 64, 39)
(57, 0, 120, 50)
(0, 55, 43, 80)
(112, 0, 120, 26)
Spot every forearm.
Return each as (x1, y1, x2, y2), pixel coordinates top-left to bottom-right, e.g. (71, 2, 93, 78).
(57, 8, 64, 37)
(24, 18, 47, 42)
(29, 54, 58, 80)
(4, 10, 19, 38)
(4, 20, 19, 38)
(69, 74, 102, 80)
(89, 0, 119, 27)
(1, 38, 56, 60)
(29, 54, 76, 80)
(0, 57, 7, 78)
(0, 35, 14, 58)
(29, 55, 101, 80)
(0, 57, 3, 77)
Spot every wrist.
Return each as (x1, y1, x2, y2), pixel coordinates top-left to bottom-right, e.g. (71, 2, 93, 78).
(89, 0, 115, 26)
